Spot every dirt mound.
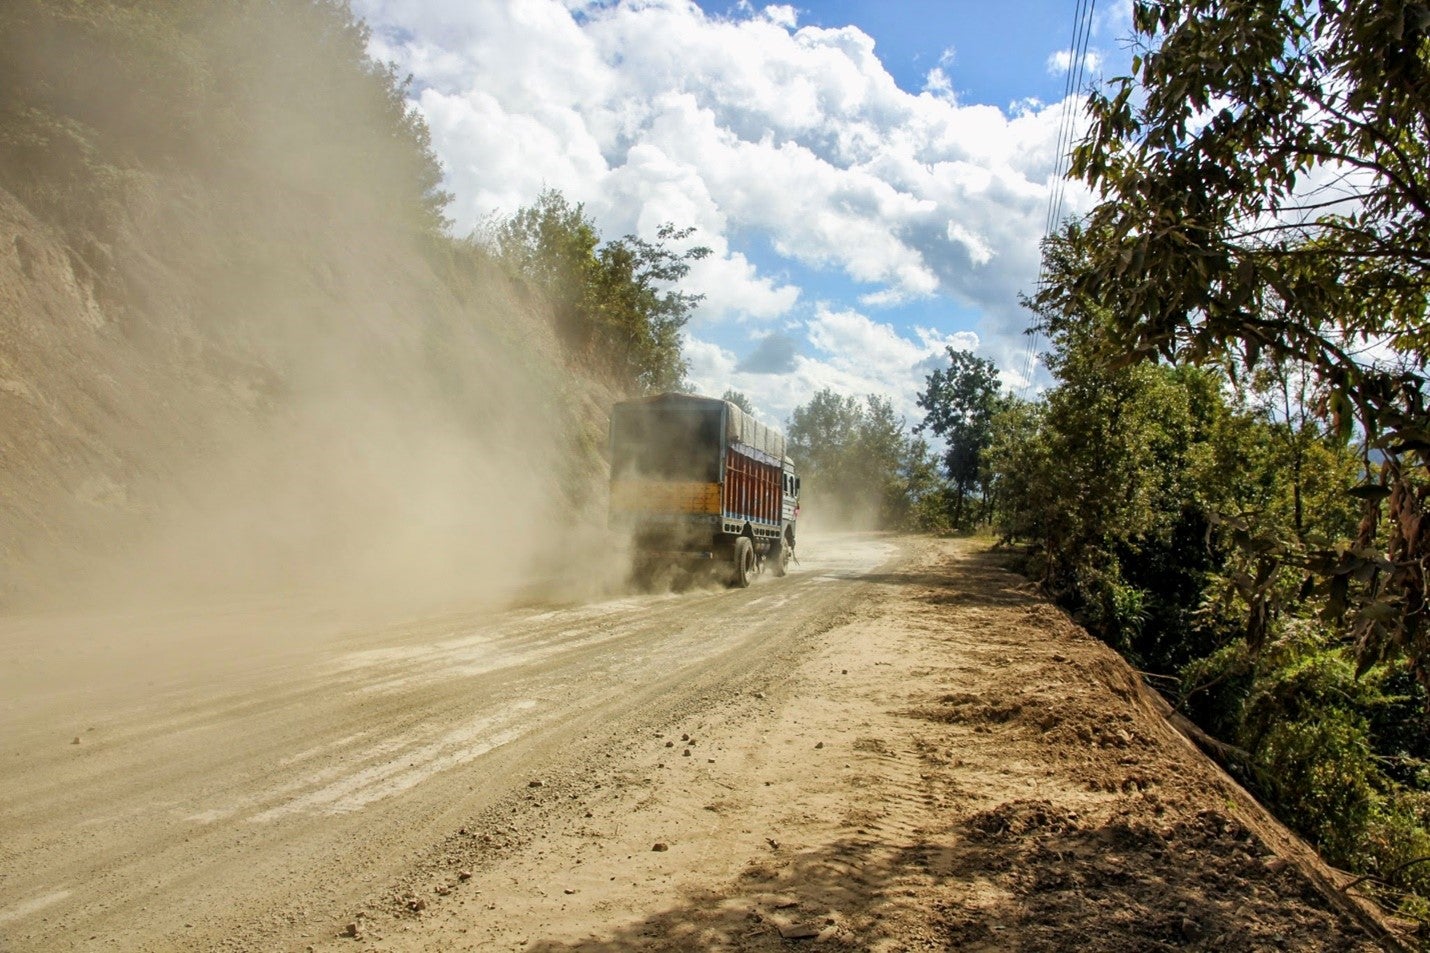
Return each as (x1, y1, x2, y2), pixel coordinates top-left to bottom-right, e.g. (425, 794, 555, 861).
(945, 803, 1366, 952)
(966, 799, 1081, 837)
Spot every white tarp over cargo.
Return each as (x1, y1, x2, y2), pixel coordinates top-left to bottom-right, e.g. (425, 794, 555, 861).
(724, 400, 785, 462)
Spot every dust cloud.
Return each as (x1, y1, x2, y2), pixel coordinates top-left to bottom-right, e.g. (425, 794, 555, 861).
(792, 491, 883, 536)
(0, 3, 632, 627)
(46, 236, 630, 621)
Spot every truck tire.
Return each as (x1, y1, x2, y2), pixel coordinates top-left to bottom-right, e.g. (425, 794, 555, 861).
(629, 556, 657, 592)
(770, 539, 790, 577)
(731, 537, 754, 588)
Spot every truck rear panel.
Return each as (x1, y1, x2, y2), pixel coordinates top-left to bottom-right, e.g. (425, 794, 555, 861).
(723, 446, 782, 537)
(609, 393, 797, 567)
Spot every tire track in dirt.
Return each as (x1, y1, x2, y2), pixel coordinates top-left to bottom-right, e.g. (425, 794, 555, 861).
(357, 537, 1403, 952)
(1, 535, 1405, 951)
(0, 534, 899, 952)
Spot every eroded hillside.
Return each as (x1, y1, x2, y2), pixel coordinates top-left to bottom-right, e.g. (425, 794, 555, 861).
(0, 1, 621, 609)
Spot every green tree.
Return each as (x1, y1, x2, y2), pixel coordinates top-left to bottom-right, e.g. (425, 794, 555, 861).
(494, 188, 600, 340)
(853, 395, 917, 528)
(592, 225, 710, 393)
(899, 434, 950, 532)
(787, 390, 864, 523)
(722, 390, 754, 414)
(787, 389, 933, 529)
(916, 348, 1003, 529)
(494, 191, 708, 393)
(1244, 358, 1363, 548)
(984, 304, 1428, 915)
(1038, 0, 1430, 686)
(982, 395, 1044, 541)
(1002, 312, 1244, 662)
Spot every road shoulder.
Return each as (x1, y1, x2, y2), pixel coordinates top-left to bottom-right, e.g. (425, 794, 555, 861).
(334, 537, 1401, 952)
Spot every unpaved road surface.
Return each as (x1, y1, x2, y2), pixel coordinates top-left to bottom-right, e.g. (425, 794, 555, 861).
(0, 536, 1401, 952)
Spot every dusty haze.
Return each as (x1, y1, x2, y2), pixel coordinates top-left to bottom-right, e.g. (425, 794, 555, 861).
(0, 4, 627, 621)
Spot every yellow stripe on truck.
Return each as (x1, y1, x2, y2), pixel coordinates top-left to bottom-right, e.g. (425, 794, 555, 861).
(610, 480, 721, 515)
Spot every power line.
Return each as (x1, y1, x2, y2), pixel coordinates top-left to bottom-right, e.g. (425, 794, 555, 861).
(1024, 0, 1095, 391)
(1021, 0, 1098, 396)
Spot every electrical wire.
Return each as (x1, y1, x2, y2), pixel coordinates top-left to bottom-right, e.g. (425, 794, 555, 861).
(1020, 0, 1098, 396)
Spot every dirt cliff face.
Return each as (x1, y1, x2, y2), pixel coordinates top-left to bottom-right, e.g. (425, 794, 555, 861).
(0, 1, 639, 612)
(0, 173, 619, 610)
(0, 185, 141, 593)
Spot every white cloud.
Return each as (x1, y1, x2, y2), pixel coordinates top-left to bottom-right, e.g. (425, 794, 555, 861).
(356, 0, 1092, 389)
(684, 308, 982, 429)
(761, 4, 798, 29)
(858, 287, 909, 308)
(924, 67, 954, 99)
(946, 221, 994, 267)
(1045, 49, 1104, 76)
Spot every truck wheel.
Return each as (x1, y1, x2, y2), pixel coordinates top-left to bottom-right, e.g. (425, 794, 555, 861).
(731, 537, 754, 588)
(770, 540, 790, 577)
(629, 557, 656, 592)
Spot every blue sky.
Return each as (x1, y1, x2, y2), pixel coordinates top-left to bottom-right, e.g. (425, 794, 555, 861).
(357, 0, 1133, 426)
(721, 0, 1110, 104)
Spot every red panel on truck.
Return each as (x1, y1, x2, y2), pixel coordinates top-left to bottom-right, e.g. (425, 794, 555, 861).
(723, 447, 781, 525)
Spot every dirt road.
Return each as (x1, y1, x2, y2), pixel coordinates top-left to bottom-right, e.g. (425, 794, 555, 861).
(0, 536, 1401, 952)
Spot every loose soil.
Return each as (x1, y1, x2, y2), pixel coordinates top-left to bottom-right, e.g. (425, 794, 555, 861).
(0, 536, 1408, 951)
(313, 538, 1404, 952)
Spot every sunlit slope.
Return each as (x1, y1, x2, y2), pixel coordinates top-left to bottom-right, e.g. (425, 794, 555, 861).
(0, 1, 616, 606)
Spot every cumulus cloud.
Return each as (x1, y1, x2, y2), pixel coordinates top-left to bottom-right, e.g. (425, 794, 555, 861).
(685, 307, 981, 428)
(760, 4, 798, 29)
(356, 0, 1091, 389)
(1046, 48, 1104, 76)
(924, 67, 954, 99)
(736, 332, 800, 374)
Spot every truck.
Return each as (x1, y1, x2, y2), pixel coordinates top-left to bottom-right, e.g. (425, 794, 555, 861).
(608, 393, 799, 588)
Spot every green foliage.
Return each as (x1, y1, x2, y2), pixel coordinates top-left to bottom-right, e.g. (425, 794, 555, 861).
(982, 396, 1045, 541)
(1179, 625, 1430, 903)
(494, 189, 600, 330)
(990, 305, 1430, 917)
(988, 309, 1276, 669)
(900, 435, 950, 532)
(916, 348, 1003, 528)
(493, 189, 708, 394)
(786, 390, 937, 530)
(1362, 791, 1430, 919)
(1179, 641, 1255, 741)
(1038, 0, 1430, 689)
(1258, 712, 1378, 863)
(1366, 665, 1430, 787)
(1234, 635, 1380, 862)
(1002, 0, 1430, 893)
(593, 226, 709, 393)
(721, 390, 754, 414)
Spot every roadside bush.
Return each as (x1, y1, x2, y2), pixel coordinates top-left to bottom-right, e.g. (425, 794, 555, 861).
(986, 305, 1430, 918)
(1181, 622, 1430, 915)
(906, 484, 957, 534)
(1255, 710, 1378, 864)
(1179, 642, 1255, 742)
(1363, 791, 1430, 920)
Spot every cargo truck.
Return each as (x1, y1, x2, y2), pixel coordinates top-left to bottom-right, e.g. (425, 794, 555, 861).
(609, 393, 799, 587)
